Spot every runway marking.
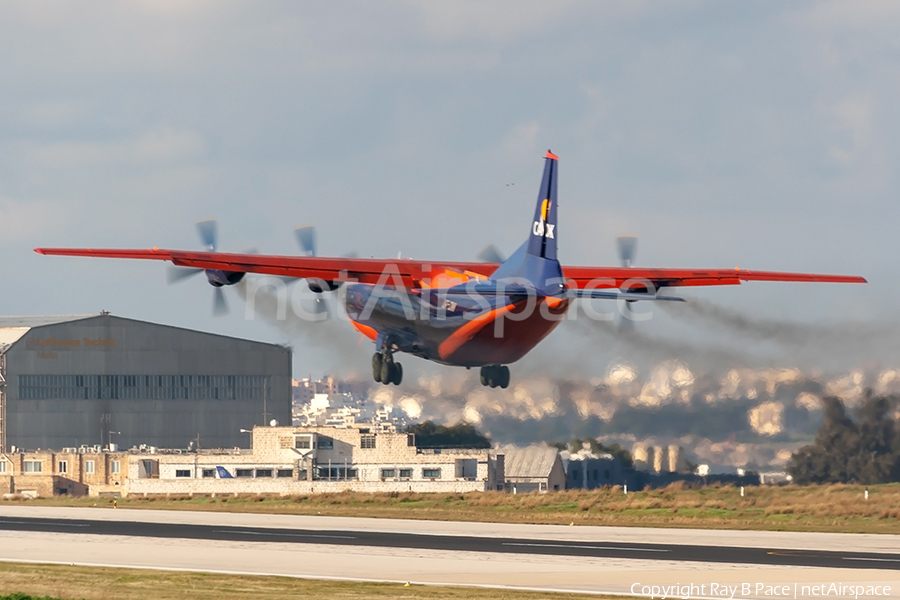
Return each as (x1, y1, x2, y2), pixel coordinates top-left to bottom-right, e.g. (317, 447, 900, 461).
(0, 520, 88, 528)
(844, 557, 900, 563)
(503, 542, 669, 553)
(217, 529, 356, 540)
(0, 557, 690, 598)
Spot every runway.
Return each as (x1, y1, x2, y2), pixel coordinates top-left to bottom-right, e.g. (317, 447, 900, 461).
(0, 514, 897, 571)
(0, 506, 897, 597)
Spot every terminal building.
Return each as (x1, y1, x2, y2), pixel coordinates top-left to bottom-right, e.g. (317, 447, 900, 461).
(0, 313, 291, 451)
(0, 424, 503, 497)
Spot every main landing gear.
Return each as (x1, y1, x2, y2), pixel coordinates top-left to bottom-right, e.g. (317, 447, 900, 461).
(372, 350, 403, 386)
(480, 365, 510, 389)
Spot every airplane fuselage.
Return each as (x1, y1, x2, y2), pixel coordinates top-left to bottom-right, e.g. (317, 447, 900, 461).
(345, 283, 570, 367)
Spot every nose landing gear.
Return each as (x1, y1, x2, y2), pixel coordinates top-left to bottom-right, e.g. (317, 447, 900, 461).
(372, 350, 403, 386)
(479, 365, 510, 389)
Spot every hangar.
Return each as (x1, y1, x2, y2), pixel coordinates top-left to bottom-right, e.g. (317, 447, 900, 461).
(0, 313, 291, 451)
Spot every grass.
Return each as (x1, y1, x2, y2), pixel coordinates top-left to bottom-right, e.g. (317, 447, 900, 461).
(0, 562, 599, 600)
(10, 483, 900, 534)
(2, 595, 76, 600)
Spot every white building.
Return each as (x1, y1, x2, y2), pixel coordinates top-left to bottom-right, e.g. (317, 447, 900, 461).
(112, 424, 503, 497)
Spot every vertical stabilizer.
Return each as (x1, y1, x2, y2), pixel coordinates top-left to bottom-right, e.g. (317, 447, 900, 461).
(525, 150, 559, 260)
(490, 151, 564, 294)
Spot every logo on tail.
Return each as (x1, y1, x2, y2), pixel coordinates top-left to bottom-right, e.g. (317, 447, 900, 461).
(532, 199, 555, 239)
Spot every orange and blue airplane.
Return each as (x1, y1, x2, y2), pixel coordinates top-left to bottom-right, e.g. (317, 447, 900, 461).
(36, 151, 866, 388)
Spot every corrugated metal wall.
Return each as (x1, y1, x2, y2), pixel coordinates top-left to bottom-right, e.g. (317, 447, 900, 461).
(3, 315, 291, 451)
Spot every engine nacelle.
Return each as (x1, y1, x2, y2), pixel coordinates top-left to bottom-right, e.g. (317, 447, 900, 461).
(307, 278, 341, 293)
(205, 269, 246, 287)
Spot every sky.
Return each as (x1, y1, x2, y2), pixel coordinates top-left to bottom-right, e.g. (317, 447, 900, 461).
(1, 1, 899, 379)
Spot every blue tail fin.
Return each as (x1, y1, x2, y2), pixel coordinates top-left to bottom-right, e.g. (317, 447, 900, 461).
(490, 151, 564, 294)
(526, 150, 559, 260)
(216, 466, 233, 479)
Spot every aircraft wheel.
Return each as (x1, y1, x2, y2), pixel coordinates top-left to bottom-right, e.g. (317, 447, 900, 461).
(479, 367, 489, 387)
(372, 353, 383, 383)
(500, 366, 510, 389)
(391, 363, 403, 386)
(380, 355, 394, 385)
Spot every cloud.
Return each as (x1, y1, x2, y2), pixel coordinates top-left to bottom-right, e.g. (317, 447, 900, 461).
(0, 196, 67, 241)
(21, 127, 207, 169)
(20, 102, 82, 130)
(500, 121, 541, 160)
(409, 1, 582, 44)
(801, 0, 900, 31)
(823, 96, 875, 167)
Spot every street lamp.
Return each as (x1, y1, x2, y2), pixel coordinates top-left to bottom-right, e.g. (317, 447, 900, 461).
(239, 428, 253, 450)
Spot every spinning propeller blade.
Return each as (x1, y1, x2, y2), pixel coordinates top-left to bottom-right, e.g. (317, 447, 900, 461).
(476, 243, 506, 264)
(294, 225, 316, 257)
(617, 235, 637, 268)
(616, 235, 639, 330)
(169, 218, 234, 317)
(213, 287, 228, 317)
(196, 219, 218, 252)
(167, 266, 203, 284)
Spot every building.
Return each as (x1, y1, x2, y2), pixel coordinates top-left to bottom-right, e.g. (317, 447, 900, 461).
(496, 444, 566, 493)
(0, 424, 503, 497)
(565, 449, 630, 490)
(0, 447, 127, 498)
(0, 313, 291, 452)
(124, 425, 502, 496)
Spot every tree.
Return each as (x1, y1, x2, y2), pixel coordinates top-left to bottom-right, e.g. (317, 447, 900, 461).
(787, 395, 900, 484)
(406, 421, 491, 449)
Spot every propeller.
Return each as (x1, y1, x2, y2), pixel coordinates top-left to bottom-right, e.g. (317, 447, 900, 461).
(213, 288, 228, 316)
(166, 265, 203, 284)
(291, 224, 360, 318)
(196, 218, 218, 252)
(476, 243, 506, 264)
(167, 218, 233, 317)
(294, 224, 316, 257)
(617, 235, 637, 268)
(616, 235, 638, 329)
(294, 224, 359, 259)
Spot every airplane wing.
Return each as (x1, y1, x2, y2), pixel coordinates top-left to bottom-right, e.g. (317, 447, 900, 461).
(33, 247, 495, 287)
(33, 248, 866, 289)
(561, 266, 867, 289)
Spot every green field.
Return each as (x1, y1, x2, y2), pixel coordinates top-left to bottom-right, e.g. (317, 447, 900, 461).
(0, 562, 598, 600)
(14, 483, 900, 534)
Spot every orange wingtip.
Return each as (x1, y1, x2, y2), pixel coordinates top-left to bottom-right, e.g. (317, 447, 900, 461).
(545, 150, 559, 160)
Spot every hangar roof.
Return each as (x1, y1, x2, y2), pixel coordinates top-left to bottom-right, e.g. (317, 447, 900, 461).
(0, 312, 289, 354)
(0, 315, 97, 348)
(496, 444, 561, 479)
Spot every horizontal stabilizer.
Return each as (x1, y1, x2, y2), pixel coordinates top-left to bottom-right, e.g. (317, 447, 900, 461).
(417, 284, 683, 302)
(421, 282, 536, 297)
(573, 289, 684, 302)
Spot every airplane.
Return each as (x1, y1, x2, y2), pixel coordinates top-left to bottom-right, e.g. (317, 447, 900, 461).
(36, 151, 866, 389)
